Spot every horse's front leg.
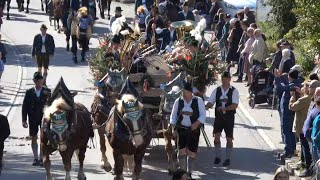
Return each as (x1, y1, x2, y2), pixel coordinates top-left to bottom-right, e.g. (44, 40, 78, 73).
(132, 143, 149, 180)
(41, 134, 53, 180)
(77, 147, 87, 180)
(98, 128, 112, 172)
(164, 127, 177, 174)
(25, 0, 29, 13)
(61, 151, 72, 180)
(113, 149, 124, 180)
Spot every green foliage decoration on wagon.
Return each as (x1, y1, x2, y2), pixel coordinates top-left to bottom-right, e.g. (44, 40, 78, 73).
(88, 33, 121, 81)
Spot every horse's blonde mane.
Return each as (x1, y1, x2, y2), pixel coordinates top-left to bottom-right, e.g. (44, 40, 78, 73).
(44, 97, 71, 120)
(116, 94, 143, 114)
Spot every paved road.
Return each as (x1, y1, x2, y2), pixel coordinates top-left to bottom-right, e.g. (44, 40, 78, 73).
(0, 2, 278, 179)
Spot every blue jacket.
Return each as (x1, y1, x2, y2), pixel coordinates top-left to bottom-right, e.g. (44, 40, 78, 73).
(275, 77, 302, 113)
(312, 114, 320, 147)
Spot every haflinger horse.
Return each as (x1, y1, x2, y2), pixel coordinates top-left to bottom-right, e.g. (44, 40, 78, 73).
(41, 77, 94, 180)
(16, 0, 47, 13)
(91, 68, 127, 172)
(97, 0, 111, 19)
(106, 90, 152, 180)
(0, 0, 12, 20)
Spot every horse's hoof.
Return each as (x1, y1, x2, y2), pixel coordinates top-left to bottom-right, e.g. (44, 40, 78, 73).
(25, 10, 29, 13)
(101, 164, 112, 172)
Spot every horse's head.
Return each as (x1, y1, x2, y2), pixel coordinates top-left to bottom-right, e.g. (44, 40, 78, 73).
(116, 94, 146, 147)
(102, 68, 127, 104)
(163, 86, 181, 113)
(44, 97, 72, 152)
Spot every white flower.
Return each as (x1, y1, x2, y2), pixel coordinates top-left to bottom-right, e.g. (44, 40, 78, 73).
(120, 30, 130, 35)
(197, 18, 207, 32)
(195, 34, 202, 42)
(111, 21, 122, 35)
(190, 29, 197, 37)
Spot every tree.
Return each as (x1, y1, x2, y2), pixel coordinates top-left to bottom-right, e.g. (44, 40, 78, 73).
(267, 0, 297, 38)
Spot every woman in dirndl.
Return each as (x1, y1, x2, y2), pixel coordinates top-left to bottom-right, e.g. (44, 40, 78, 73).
(241, 27, 255, 84)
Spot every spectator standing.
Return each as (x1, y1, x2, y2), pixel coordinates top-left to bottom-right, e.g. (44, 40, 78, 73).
(289, 81, 313, 177)
(247, 29, 267, 86)
(243, 6, 255, 24)
(136, 6, 149, 32)
(280, 41, 295, 65)
(177, 2, 195, 21)
(311, 88, 320, 162)
(233, 19, 250, 80)
(215, 13, 225, 41)
(275, 69, 303, 159)
(238, 27, 254, 83)
(135, 0, 154, 13)
(0, 114, 10, 176)
(219, 14, 231, 61)
(212, 8, 223, 28)
(268, 40, 285, 73)
(279, 49, 294, 74)
(208, 0, 220, 29)
(226, 20, 243, 70)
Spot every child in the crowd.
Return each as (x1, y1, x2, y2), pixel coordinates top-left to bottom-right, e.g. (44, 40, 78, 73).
(136, 6, 148, 32)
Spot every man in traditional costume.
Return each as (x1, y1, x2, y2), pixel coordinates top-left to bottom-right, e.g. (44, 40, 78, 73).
(170, 82, 206, 178)
(22, 72, 51, 166)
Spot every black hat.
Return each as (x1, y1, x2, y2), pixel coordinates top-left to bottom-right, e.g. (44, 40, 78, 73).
(112, 35, 121, 44)
(183, 82, 193, 92)
(221, 71, 231, 78)
(288, 69, 299, 79)
(33, 72, 43, 80)
(182, 1, 189, 7)
(115, 6, 123, 12)
(40, 24, 48, 30)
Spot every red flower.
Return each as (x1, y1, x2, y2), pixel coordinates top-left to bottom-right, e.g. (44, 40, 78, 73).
(166, 71, 171, 78)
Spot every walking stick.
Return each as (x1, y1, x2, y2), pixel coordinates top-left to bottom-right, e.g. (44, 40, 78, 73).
(271, 87, 276, 117)
(201, 125, 212, 147)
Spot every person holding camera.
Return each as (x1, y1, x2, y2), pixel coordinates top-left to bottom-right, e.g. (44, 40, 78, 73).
(22, 72, 51, 166)
(206, 71, 239, 166)
(275, 69, 303, 159)
(170, 82, 206, 178)
(288, 81, 313, 177)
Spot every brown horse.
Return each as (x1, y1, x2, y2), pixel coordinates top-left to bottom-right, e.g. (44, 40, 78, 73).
(106, 93, 152, 180)
(41, 96, 94, 180)
(91, 68, 126, 172)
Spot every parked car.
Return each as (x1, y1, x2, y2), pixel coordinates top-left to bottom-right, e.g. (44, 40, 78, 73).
(220, 0, 256, 18)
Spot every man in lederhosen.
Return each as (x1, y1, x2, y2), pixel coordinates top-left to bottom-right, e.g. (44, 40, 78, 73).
(206, 71, 239, 166)
(31, 24, 55, 86)
(22, 72, 51, 166)
(170, 82, 206, 177)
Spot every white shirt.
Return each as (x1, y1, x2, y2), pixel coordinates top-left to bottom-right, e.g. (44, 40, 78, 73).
(170, 96, 206, 127)
(34, 87, 42, 97)
(208, 86, 239, 108)
(41, 35, 46, 53)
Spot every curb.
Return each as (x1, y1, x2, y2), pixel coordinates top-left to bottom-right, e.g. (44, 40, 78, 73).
(1, 33, 25, 118)
(238, 100, 277, 151)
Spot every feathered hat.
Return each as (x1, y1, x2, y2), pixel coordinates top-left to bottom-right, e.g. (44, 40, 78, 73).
(111, 16, 130, 37)
(189, 18, 207, 44)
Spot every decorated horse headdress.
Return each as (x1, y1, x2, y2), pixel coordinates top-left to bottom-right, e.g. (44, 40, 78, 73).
(119, 77, 140, 99)
(105, 67, 127, 89)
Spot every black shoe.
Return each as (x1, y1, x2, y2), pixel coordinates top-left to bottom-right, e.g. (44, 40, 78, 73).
(32, 159, 40, 166)
(232, 73, 239, 76)
(299, 169, 313, 177)
(280, 153, 294, 159)
(66, 44, 70, 51)
(73, 56, 78, 64)
(81, 56, 85, 62)
(214, 157, 221, 164)
(222, 159, 230, 166)
(39, 160, 43, 167)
